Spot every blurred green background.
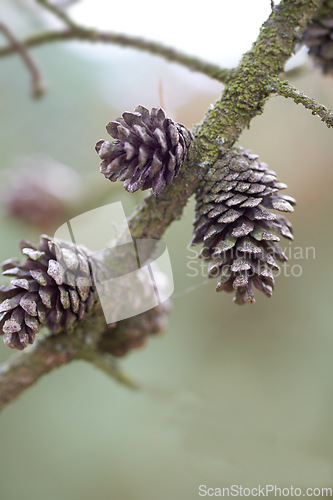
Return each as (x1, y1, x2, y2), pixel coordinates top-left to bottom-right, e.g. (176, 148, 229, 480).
(1, 1, 333, 499)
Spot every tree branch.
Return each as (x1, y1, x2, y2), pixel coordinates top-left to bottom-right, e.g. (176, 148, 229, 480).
(53, 0, 81, 6)
(276, 80, 333, 128)
(0, 302, 161, 411)
(0, 296, 171, 411)
(0, 29, 230, 83)
(0, 0, 325, 411)
(130, 0, 324, 239)
(37, 0, 79, 30)
(79, 351, 139, 390)
(0, 21, 45, 98)
(0, 305, 104, 411)
(194, 0, 324, 161)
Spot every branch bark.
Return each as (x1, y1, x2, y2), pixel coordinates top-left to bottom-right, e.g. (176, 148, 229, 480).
(0, 21, 45, 98)
(0, 304, 140, 411)
(276, 80, 333, 127)
(0, 0, 325, 411)
(36, 0, 79, 30)
(0, 29, 230, 83)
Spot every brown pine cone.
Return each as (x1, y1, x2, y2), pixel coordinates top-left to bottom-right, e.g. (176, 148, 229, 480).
(0, 236, 96, 350)
(96, 106, 192, 196)
(191, 148, 295, 305)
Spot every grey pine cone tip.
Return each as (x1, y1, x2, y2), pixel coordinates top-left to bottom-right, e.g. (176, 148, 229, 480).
(302, 1, 333, 74)
(0, 235, 96, 350)
(95, 105, 192, 196)
(191, 148, 296, 305)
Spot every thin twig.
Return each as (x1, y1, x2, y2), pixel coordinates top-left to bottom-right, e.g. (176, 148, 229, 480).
(0, 29, 230, 83)
(36, 0, 230, 81)
(36, 0, 79, 30)
(0, 21, 45, 98)
(277, 80, 333, 128)
(80, 351, 139, 390)
(54, 0, 81, 7)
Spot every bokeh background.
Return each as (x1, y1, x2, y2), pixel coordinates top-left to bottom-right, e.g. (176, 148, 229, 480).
(1, 1, 333, 499)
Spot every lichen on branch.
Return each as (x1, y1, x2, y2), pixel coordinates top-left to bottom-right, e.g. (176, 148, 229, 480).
(277, 80, 333, 127)
(0, 0, 327, 411)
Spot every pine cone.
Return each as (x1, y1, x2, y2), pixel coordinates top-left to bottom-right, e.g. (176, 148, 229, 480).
(0, 236, 96, 350)
(2, 157, 80, 231)
(302, 1, 333, 74)
(96, 106, 192, 196)
(191, 148, 296, 305)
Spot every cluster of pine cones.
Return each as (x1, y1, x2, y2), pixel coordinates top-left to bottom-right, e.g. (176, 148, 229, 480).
(12, 6, 333, 347)
(0, 100, 297, 350)
(0, 107, 190, 350)
(1, 4, 332, 354)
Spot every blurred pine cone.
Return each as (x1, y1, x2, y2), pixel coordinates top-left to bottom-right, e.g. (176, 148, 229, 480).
(96, 106, 192, 196)
(302, 1, 333, 73)
(0, 236, 96, 350)
(2, 157, 80, 231)
(191, 148, 296, 305)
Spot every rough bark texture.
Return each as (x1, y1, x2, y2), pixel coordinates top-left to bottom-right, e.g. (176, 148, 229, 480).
(0, 304, 155, 410)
